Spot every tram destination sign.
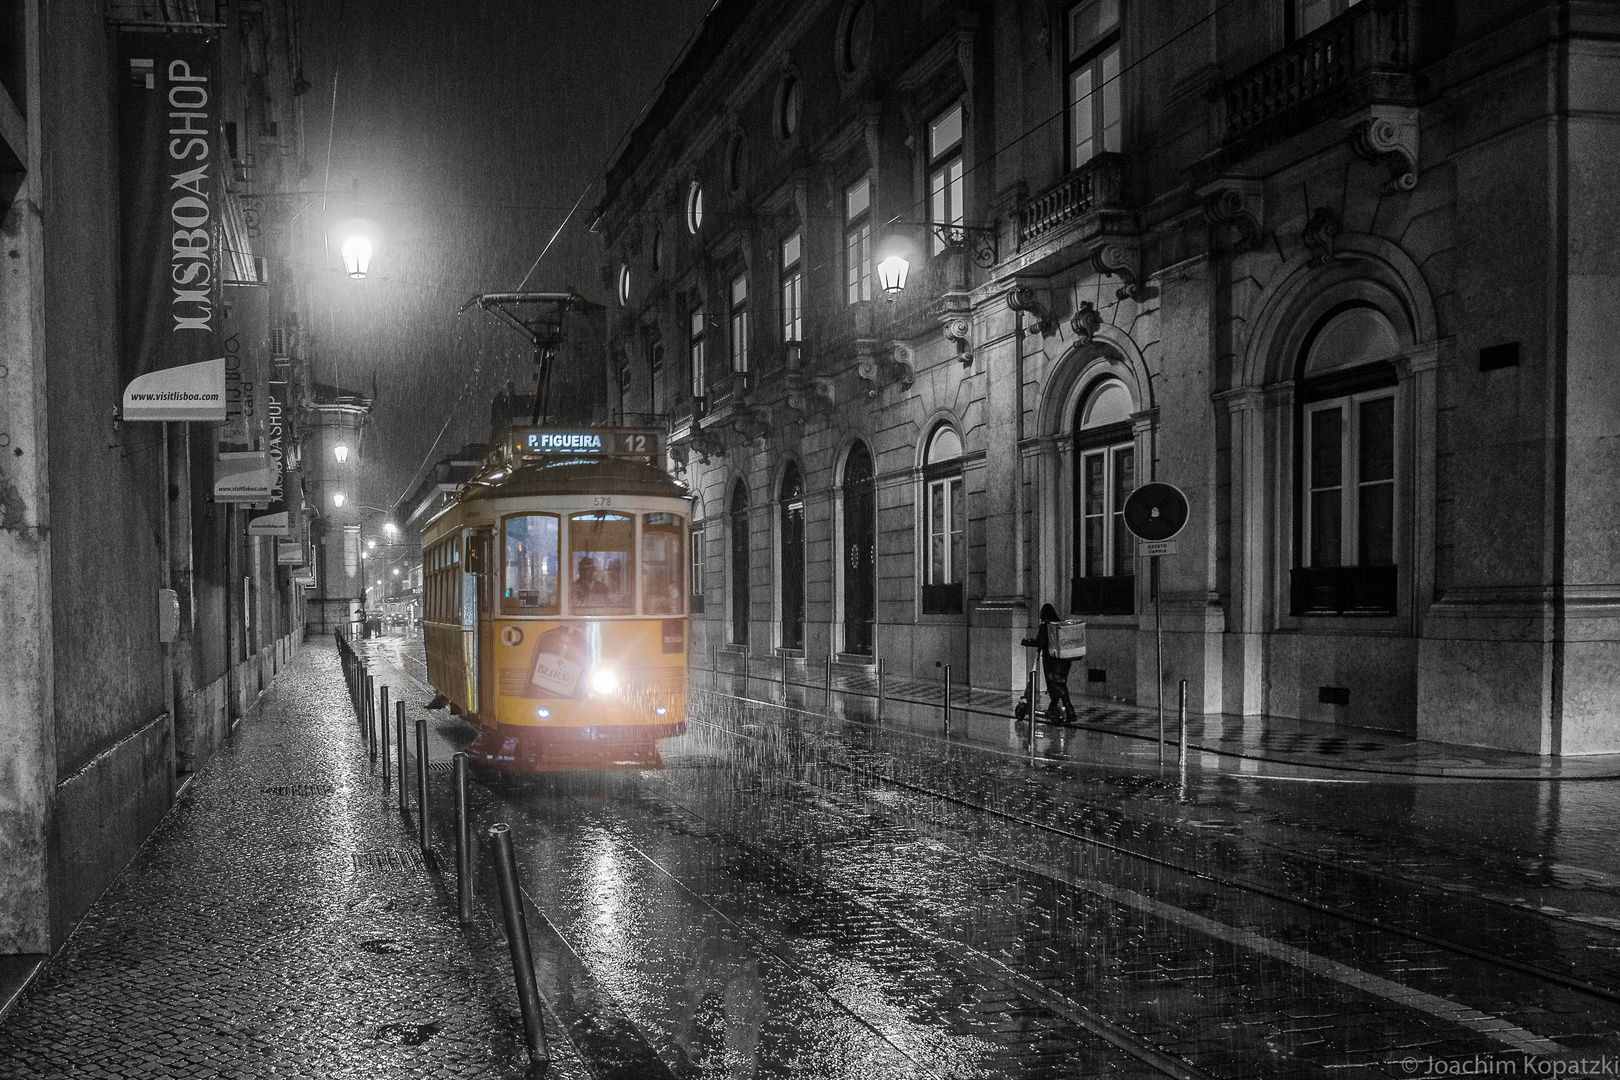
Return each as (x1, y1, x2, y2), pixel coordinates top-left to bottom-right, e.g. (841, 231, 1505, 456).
(510, 427, 664, 461)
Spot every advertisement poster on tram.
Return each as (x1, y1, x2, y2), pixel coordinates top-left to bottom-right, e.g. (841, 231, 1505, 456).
(215, 285, 273, 501)
(116, 30, 227, 422)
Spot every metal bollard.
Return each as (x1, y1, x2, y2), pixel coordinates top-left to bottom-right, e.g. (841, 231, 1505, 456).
(742, 649, 750, 696)
(825, 656, 833, 709)
(1027, 665, 1039, 762)
(396, 702, 408, 813)
(364, 675, 375, 737)
(415, 717, 430, 854)
(489, 823, 550, 1068)
(454, 752, 473, 923)
(1178, 679, 1188, 785)
(876, 658, 885, 722)
(381, 694, 392, 791)
(943, 664, 952, 735)
(374, 685, 387, 762)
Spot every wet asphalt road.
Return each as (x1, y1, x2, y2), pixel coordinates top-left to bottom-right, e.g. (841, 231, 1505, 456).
(364, 636, 1620, 1078)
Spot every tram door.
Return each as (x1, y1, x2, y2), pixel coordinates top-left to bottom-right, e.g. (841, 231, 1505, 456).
(468, 530, 493, 719)
(842, 444, 875, 655)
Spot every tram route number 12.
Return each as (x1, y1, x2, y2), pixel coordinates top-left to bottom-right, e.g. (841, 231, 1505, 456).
(624, 435, 648, 453)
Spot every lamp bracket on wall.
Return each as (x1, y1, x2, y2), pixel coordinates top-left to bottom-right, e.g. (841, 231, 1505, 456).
(932, 222, 998, 269)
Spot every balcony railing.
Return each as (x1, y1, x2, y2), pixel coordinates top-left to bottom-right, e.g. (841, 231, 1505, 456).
(1016, 153, 1127, 250)
(1223, 0, 1412, 142)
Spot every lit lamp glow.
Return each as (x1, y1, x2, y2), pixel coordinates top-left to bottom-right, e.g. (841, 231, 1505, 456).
(340, 236, 373, 279)
(332, 492, 346, 508)
(877, 254, 909, 298)
(333, 443, 349, 464)
(383, 522, 398, 538)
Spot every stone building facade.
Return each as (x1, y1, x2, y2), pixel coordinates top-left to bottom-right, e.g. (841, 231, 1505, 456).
(1, 0, 317, 957)
(594, 0, 1620, 755)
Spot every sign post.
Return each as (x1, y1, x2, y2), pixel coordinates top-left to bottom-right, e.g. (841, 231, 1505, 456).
(1122, 482, 1189, 767)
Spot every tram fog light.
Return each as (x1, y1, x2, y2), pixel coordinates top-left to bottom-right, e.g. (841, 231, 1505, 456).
(588, 667, 619, 696)
(536, 707, 551, 718)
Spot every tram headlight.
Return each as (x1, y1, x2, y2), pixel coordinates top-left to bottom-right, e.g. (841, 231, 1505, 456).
(588, 667, 619, 696)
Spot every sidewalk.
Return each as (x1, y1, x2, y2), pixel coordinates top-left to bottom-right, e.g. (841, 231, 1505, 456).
(705, 653, 1620, 781)
(0, 640, 565, 1080)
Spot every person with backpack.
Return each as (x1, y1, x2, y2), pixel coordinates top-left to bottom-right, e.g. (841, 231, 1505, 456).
(1020, 603, 1077, 725)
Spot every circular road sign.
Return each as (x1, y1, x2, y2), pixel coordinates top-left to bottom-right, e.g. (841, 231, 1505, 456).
(1123, 482, 1189, 543)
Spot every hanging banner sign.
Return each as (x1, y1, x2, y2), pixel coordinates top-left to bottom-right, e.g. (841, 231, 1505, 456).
(247, 357, 293, 534)
(117, 30, 223, 411)
(248, 511, 289, 536)
(276, 540, 304, 566)
(215, 450, 274, 501)
(121, 357, 226, 421)
(214, 286, 271, 502)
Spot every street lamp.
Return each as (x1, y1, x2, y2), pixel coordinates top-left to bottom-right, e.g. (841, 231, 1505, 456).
(392, 567, 400, 576)
(333, 443, 349, 464)
(331, 491, 346, 508)
(383, 522, 398, 538)
(877, 254, 909, 298)
(366, 539, 376, 550)
(340, 237, 373, 279)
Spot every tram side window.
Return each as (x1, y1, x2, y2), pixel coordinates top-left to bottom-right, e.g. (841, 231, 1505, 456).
(642, 513, 685, 615)
(503, 514, 560, 615)
(569, 512, 635, 614)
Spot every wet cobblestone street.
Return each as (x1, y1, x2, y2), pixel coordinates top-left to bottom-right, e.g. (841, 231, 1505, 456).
(380, 636, 1620, 1077)
(6, 636, 1620, 1079)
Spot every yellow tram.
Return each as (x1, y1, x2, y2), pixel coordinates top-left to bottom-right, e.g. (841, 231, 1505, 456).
(421, 425, 690, 771)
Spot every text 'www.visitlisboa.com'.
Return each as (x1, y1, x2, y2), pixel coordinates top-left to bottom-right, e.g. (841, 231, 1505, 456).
(1398, 1055, 1620, 1076)
(128, 391, 221, 401)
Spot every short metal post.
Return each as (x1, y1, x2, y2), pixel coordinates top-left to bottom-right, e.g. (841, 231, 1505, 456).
(381, 694, 393, 791)
(455, 752, 473, 923)
(374, 685, 387, 762)
(396, 702, 408, 812)
(489, 823, 550, 1067)
(364, 675, 375, 737)
(943, 664, 952, 735)
(742, 649, 750, 695)
(876, 658, 885, 722)
(415, 717, 431, 853)
(1178, 679, 1188, 785)
(825, 656, 833, 708)
(1027, 664, 1038, 762)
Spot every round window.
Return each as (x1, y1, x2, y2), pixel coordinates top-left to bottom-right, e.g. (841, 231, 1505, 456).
(617, 263, 631, 306)
(779, 77, 800, 139)
(686, 180, 704, 234)
(843, 2, 872, 73)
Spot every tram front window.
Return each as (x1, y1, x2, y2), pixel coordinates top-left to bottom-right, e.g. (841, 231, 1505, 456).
(642, 513, 684, 615)
(503, 513, 559, 615)
(569, 512, 635, 614)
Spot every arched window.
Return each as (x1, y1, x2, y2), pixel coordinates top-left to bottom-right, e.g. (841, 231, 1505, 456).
(1071, 378, 1135, 616)
(729, 480, 750, 646)
(922, 424, 965, 614)
(842, 443, 875, 655)
(1293, 303, 1401, 615)
(779, 464, 805, 650)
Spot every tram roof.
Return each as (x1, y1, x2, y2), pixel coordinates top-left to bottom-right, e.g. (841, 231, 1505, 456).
(454, 455, 691, 504)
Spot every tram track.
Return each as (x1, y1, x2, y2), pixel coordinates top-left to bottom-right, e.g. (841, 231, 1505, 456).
(688, 687, 1620, 1013)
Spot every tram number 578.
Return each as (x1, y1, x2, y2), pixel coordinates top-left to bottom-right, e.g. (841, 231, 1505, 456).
(593, 496, 613, 507)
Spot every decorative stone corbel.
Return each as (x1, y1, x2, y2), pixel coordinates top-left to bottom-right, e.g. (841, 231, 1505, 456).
(888, 343, 916, 391)
(1350, 105, 1418, 193)
(668, 442, 690, 476)
(1091, 243, 1154, 303)
(1200, 180, 1264, 252)
(954, 13, 978, 96)
(1301, 206, 1342, 267)
(688, 429, 727, 465)
(1070, 300, 1103, 344)
(856, 355, 882, 398)
(734, 404, 774, 445)
(941, 316, 973, 366)
(1006, 285, 1055, 335)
